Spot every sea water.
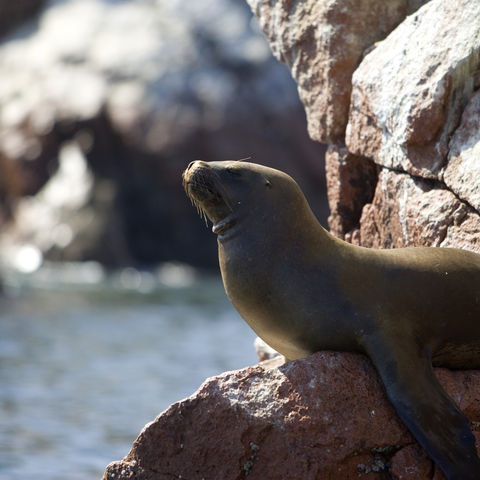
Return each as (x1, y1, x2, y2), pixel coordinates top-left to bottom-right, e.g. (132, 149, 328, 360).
(0, 265, 257, 480)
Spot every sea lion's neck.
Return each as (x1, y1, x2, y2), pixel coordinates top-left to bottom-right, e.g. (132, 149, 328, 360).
(217, 201, 334, 257)
(212, 213, 236, 236)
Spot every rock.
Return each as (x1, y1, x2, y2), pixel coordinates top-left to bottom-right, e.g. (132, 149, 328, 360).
(245, 0, 480, 252)
(102, 351, 480, 480)
(245, 0, 480, 255)
(389, 445, 433, 479)
(0, 0, 327, 270)
(353, 168, 480, 252)
(444, 90, 480, 212)
(0, 139, 130, 271)
(325, 144, 377, 239)
(246, 0, 428, 143)
(346, 0, 480, 179)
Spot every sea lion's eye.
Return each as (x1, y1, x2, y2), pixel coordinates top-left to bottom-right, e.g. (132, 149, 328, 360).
(264, 178, 272, 188)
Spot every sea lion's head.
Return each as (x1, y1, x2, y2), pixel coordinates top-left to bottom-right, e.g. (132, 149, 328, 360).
(183, 160, 301, 236)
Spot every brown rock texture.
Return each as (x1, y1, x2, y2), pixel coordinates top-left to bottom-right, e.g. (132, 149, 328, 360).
(103, 352, 480, 480)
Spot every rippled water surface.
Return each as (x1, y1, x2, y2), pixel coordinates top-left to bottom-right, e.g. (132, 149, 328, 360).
(0, 270, 257, 480)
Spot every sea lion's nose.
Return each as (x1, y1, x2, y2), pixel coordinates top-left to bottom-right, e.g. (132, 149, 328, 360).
(187, 160, 209, 171)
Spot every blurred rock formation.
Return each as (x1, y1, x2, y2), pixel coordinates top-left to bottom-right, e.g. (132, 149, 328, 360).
(0, 0, 327, 271)
(248, 0, 480, 252)
(103, 352, 480, 480)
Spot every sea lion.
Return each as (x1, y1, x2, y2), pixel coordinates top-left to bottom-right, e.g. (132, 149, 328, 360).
(182, 160, 480, 480)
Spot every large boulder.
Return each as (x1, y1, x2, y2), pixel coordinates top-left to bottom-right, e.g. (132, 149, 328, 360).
(102, 352, 480, 480)
(0, 0, 327, 271)
(345, 0, 480, 179)
(246, 0, 429, 143)
(342, 0, 480, 249)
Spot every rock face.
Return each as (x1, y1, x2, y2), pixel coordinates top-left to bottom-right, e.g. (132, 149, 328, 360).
(444, 91, 480, 213)
(353, 169, 480, 251)
(246, 0, 429, 144)
(346, 0, 480, 179)
(103, 352, 480, 480)
(249, 0, 480, 252)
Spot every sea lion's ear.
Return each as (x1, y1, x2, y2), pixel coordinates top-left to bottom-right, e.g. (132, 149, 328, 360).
(264, 177, 272, 188)
(236, 157, 251, 162)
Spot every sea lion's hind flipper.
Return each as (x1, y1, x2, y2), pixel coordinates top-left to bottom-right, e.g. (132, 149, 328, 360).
(364, 334, 480, 480)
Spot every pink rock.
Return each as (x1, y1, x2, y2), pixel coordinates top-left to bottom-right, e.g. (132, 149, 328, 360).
(346, 0, 480, 178)
(246, 0, 418, 143)
(355, 169, 480, 253)
(444, 91, 480, 212)
(102, 352, 480, 480)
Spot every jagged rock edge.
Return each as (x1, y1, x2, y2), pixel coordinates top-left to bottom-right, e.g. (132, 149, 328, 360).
(341, 154, 480, 241)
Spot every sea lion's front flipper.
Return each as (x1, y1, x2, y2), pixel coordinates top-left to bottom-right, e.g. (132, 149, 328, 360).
(364, 334, 480, 480)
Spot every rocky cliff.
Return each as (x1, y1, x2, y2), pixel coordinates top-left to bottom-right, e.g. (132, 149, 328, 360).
(248, 0, 480, 252)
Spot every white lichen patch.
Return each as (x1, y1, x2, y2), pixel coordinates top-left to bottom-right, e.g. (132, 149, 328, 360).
(220, 368, 289, 419)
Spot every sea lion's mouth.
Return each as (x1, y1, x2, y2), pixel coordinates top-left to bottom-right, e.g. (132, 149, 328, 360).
(182, 162, 233, 230)
(212, 214, 236, 235)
